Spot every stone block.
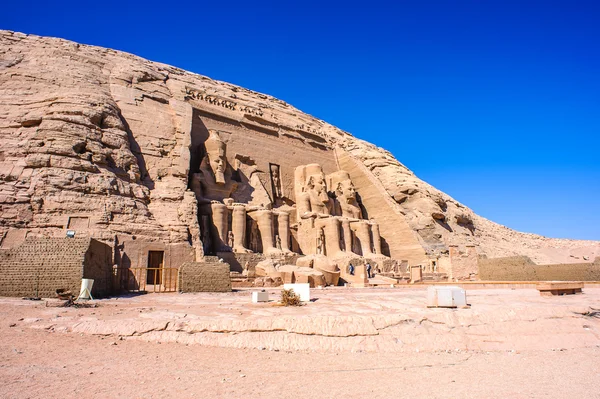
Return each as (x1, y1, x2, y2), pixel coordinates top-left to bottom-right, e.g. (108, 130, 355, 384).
(410, 265, 422, 283)
(251, 291, 269, 303)
(537, 281, 583, 296)
(427, 286, 467, 308)
(178, 261, 232, 292)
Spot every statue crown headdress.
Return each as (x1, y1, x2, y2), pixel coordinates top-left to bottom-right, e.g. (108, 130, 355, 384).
(205, 130, 226, 156)
(328, 170, 351, 193)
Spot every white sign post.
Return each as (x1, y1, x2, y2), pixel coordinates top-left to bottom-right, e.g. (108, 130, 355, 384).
(78, 278, 94, 300)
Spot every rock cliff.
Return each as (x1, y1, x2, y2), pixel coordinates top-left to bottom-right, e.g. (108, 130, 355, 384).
(0, 30, 598, 268)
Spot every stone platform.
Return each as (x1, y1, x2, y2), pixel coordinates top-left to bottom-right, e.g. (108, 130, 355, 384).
(5, 287, 599, 354)
(537, 281, 584, 296)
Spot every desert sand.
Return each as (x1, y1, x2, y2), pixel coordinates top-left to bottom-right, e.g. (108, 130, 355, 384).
(1, 287, 599, 398)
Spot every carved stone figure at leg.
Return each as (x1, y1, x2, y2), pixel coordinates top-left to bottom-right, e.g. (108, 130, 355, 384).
(316, 217, 345, 258)
(249, 221, 260, 253)
(254, 209, 280, 254)
(275, 211, 291, 253)
(316, 228, 325, 255)
(210, 201, 229, 251)
(201, 215, 213, 255)
(228, 231, 234, 248)
(231, 204, 251, 253)
(370, 221, 382, 255)
(341, 218, 352, 253)
(352, 221, 373, 256)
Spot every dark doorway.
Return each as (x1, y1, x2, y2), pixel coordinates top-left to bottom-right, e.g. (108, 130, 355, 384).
(147, 251, 164, 285)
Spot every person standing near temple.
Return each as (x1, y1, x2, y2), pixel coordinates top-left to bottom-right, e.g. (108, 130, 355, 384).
(366, 262, 372, 279)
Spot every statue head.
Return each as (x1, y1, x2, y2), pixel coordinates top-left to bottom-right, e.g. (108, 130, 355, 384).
(270, 164, 279, 178)
(204, 130, 227, 184)
(328, 170, 356, 203)
(304, 164, 329, 203)
(336, 180, 357, 203)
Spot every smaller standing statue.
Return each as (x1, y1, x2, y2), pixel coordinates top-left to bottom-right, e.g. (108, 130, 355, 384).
(227, 231, 234, 249)
(270, 163, 282, 199)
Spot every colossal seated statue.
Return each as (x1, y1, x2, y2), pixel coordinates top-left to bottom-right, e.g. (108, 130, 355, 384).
(328, 171, 383, 257)
(294, 164, 344, 258)
(191, 130, 289, 255)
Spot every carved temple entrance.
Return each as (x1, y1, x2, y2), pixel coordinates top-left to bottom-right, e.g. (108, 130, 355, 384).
(147, 251, 164, 285)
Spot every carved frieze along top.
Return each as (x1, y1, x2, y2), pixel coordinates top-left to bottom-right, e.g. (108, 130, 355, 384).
(185, 87, 237, 111)
(185, 87, 268, 118)
(239, 105, 264, 117)
(295, 123, 322, 135)
(185, 87, 332, 149)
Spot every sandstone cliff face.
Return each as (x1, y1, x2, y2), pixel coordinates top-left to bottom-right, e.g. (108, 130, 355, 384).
(0, 30, 598, 265)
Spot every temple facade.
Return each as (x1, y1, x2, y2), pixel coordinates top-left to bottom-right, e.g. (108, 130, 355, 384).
(1, 32, 466, 292)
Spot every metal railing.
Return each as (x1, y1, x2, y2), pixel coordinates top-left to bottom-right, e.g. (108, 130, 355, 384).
(112, 267, 178, 293)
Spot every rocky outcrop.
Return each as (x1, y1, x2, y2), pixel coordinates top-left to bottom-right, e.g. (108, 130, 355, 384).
(0, 30, 598, 267)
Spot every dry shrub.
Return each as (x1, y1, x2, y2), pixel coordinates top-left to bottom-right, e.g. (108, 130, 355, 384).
(281, 288, 301, 306)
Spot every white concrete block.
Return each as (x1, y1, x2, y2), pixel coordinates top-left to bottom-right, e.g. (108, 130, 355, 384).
(283, 283, 310, 302)
(427, 286, 467, 308)
(252, 291, 269, 303)
(78, 278, 94, 300)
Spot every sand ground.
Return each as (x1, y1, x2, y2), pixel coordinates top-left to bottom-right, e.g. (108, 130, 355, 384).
(1, 287, 599, 398)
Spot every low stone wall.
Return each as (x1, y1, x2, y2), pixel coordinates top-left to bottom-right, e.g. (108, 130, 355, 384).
(0, 237, 112, 298)
(479, 256, 600, 281)
(217, 251, 301, 276)
(178, 261, 232, 292)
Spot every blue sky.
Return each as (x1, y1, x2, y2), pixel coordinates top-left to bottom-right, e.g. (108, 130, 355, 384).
(2, 1, 599, 240)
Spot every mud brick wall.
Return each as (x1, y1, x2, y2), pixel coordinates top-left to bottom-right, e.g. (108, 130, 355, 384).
(479, 256, 600, 281)
(178, 261, 232, 292)
(0, 237, 112, 298)
(214, 252, 265, 274)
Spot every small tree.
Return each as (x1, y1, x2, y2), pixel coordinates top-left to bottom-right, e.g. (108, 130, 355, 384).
(281, 288, 301, 306)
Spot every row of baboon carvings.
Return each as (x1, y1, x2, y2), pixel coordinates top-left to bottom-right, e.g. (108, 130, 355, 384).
(184, 87, 326, 136)
(191, 130, 384, 260)
(185, 87, 263, 116)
